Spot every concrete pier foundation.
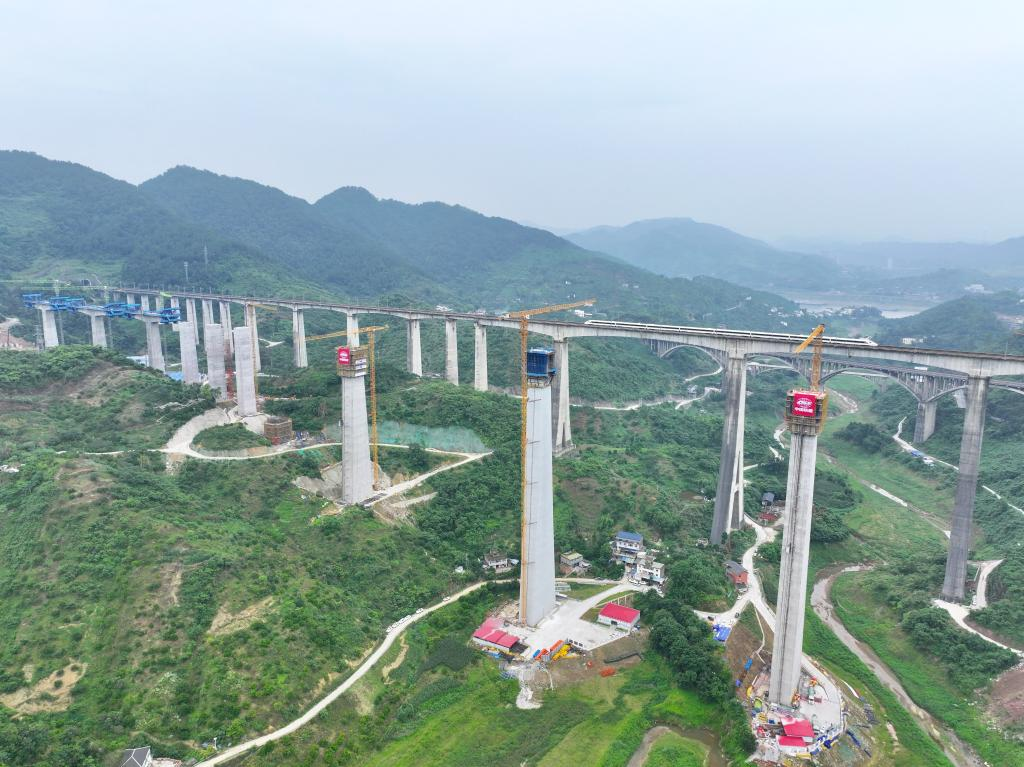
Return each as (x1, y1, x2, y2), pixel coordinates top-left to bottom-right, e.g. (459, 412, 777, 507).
(204, 323, 227, 399)
(219, 301, 233, 354)
(711, 355, 747, 544)
(292, 309, 308, 368)
(232, 326, 258, 417)
(914, 400, 938, 443)
(244, 304, 261, 372)
(144, 320, 165, 372)
(340, 366, 374, 505)
(520, 381, 557, 627)
(474, 323, 488, 392)
(407, 319, 422, 376)
(347, 313, 360, 346)
(87, 312, 107, 348)
(942, 377, 989, 600)
(179, 321, 201, 384)
(768, 426, 819, 705)
(552, 339, 572, 454)
(445, 318, 459, 384)
(39, 307, 59, 348)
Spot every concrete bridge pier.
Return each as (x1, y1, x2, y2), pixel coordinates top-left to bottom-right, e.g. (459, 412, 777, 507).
(340, 353, 374, 505)
(474, 323, 488, 392)
(178, 322, 201, 384)
(169, 297, 180, 311)
(520, 369, 557, 627)
(143, 320, 165, 372)
(201, 299, 214, 334)
(140, 294, 151, 311)
(84, 310, 107, 348)
(407, 319, 423, 376)
(769, 419, 819, 705)
(346, 313, 360, 347)
(244, 304, 261, 372)
(204, 323, 227, 399)
(232, 325, 258, 417)
(219, 301, 233, 354)
(914, 400, 938, 443)
(729, 368, 747, 531)
(445, 318, 459, 384)
(711, 354, 747, 544)
(292, 309, 308, 368)
(942, 377, 989, 601)
(37, 306, 59, 348)
(185, 299, 197, 328)
(552, 339, 572, 454)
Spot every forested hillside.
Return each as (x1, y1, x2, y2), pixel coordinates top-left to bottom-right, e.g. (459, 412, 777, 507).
(876, 291, 1024, 351)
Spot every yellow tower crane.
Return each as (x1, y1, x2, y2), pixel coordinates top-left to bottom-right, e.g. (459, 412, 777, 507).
(790, 323, 829, 430)
(307, 325, 389, 489)
(503, 299, 595, 621)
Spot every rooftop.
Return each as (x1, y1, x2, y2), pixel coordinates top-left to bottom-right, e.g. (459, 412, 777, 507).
(615, 531, 643, 542)
(599, 603, 641, 623)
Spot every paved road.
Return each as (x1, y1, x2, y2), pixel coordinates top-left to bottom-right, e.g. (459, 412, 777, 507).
(194, 581, 490, 766)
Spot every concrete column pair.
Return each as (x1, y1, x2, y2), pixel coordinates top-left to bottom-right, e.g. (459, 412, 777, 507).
(914, 400, 938, 443)
(520, 378, 557, 627)
(711, 354, 747, 545)
(232, 325, 258, 417)
(942, 377, 989, 601)
(407, 319, 423, 376)
(292, 309, 308, 368)
(552, 339, 572, 454)
(244, 304, 261, 372)
(204, 323, 227, 399)
(769, 422, 819, 705)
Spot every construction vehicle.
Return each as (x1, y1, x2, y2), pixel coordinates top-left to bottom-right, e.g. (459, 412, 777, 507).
(308, 324, 389, 489)
(503, 299, 594, 621)
(786, 323, 829, 433)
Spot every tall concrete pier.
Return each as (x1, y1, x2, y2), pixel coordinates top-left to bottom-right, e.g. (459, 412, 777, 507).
(551, 339, 572, 453)
(140, 294, 151, 311)
(185, 299, 197, 328)
(729, 376, 747, 531)
(84, 310, 107, 348)
(179, 321, 201, 384)
(520, 349, 558, 627)
(204, 323, 227, 399)
(474, 323, 488, 392)
(339, 347, 374, 505)
(914, 400, 938, 443)
(711, 354, 747, 544)
(219, 301, 233, 354)
(768, 418, 819, 705)
(38, 306, 59, 348)
(201, 299, 214, 333)
(445, 318, 459, 384)
(942, 377, 989, 600)
(346, 313, 360, 346)
(244, 304, 261, 372)
(144, 320, 166, 372)
(407, 319, 422, 376)
(292, 309, 308, 368)
(232, 326, 258, 417)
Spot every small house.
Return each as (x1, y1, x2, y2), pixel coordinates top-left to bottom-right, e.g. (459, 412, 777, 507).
(471, 617, 526, 655)
(633, 551, 666, 586)
(120, 748, 153, 767)
(482, 551, 517, 574)
(761, 492, 775, 508)
(597, 602, 641, 631)
(610, 531, 644, 565)
(725, 560, 749, 589)
(559, 551, 591, 576)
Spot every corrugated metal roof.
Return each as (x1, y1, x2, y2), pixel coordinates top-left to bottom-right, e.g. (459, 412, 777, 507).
(599, 603, 640, 623)
(615, 531, 643, 542)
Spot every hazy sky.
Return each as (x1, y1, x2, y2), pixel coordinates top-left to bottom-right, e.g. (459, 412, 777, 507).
(2, 1, 1022, 242)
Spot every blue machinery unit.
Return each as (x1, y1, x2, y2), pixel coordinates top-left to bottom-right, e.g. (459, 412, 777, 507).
(526, 347, 557, 382)
(22, 294, 180, 324)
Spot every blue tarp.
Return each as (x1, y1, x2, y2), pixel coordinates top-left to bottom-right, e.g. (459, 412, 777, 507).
(712, 624, 731, 642)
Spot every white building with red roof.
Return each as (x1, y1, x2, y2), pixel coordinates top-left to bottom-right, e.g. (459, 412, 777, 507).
(471, 617, 526, 655)
(596, 602, 641, 630)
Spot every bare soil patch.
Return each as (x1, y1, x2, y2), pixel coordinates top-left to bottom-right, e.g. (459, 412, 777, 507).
(157, 562, 184, 609)
(208, 596, 275, 636)
(382, 635, 409, 680)
(0, 661, 86, 715)
(989, 664, 1024, 728)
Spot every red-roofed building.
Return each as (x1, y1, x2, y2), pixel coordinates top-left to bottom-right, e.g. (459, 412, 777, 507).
(782, 719, 815, 739)
(471, 618, 525, 654)
(778, 735, 809, 748)
(597, 602, 641, 630)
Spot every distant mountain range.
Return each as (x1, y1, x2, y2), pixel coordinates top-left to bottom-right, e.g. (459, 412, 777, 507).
(566, 218, 839, 290)
(0, 152, 802, 331)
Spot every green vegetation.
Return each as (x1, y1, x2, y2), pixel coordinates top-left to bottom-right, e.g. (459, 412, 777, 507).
(644, 731, 707, 767)
(193, 424, 271, 450)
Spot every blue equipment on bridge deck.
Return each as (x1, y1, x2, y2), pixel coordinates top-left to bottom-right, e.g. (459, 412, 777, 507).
(144, 307, 181, 324)
(22, 293, 43, 308)
(46, 296, 85, 311)
(526, 347, 557, 383)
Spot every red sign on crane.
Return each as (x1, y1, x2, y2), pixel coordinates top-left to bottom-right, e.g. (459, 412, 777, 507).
(790, 391, 819, 417)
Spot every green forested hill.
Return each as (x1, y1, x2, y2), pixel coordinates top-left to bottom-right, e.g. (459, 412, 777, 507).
(876, 291, 1024, 351)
